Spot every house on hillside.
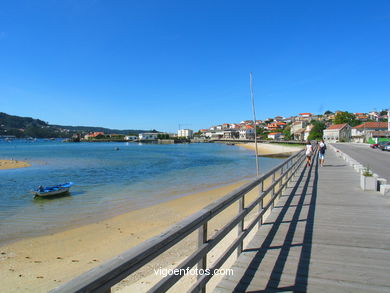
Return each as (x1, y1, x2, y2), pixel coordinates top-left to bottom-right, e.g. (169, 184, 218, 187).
(274, 116, 284, 122)
(351, 122, 388, 143)
(223, 129, 239, 139)
(297, 113, 313, 122)
(354, 113, 369, 121)
(239, 125, 255, 140)
(266, 122, 287, 131)
(323, 123, 351, 143)
(368, 111, 379, 121)
(268, 132, 283, 140)
(290, 121, 309, 141)
(304, 124, 313, 141)
(84, 132, 104, 139)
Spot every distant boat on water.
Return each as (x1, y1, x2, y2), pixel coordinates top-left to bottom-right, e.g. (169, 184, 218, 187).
(32, 182, 74, 198)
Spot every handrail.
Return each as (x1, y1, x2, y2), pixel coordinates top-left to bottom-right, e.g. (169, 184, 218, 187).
(51, 148, 306, 293)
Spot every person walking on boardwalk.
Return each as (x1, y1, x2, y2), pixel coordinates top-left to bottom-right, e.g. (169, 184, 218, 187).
(305, 140, 313, 167)
(318, 139, 327, 167)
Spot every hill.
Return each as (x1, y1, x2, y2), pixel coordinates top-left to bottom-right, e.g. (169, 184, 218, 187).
(0, 112, 155, 138)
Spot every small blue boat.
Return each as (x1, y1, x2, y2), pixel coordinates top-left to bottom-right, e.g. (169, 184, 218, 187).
(32, 182, 74, 197)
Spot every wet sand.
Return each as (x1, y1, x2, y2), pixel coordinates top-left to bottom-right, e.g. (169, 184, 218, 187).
(1, 179, 268, 292)
(0, 159, 31, 170)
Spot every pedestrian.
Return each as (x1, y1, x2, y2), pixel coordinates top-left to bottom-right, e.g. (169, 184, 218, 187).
(319, 139, 327, 167)
(305, 140, 313, 167)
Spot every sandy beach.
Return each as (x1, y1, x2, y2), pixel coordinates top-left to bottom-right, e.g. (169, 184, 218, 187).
(0, 159, 31, 170)
(0, 142, 291, 292)
(1, 178, 273, 292)
(237, 142, 303, 157)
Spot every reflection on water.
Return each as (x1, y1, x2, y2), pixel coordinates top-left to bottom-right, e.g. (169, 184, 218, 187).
(0, 140, 284, 243)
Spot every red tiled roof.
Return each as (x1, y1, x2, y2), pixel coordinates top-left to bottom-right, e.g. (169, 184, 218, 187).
(268, 132, 280, 135)
(326, 123, 348, 130)
(299, 113, 312, 116)
(353, 122, 388, 129)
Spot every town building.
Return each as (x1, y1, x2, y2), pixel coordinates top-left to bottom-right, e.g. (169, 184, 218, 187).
(368, 111, 379, 121)
(266, 122, 287, 131)
(124, 135, 138, 141)
(84, 132, 104, 139)
(268, 132, 283, 140)
(290, 121, 309, 141)
(177, 129, 193, 138)
(323, 123, 351, 143)
(139, 133, 158, 140)
(274, 116, 284, 122)
(223, 129, 239, 139)
(239, 125, 255, 140)
(303, 124, 313, 141)
(354, 113, 369, 121)
(351, 122, 388, 143)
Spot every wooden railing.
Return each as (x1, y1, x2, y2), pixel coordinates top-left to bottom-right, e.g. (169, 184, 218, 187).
(51, 149, 306, 293)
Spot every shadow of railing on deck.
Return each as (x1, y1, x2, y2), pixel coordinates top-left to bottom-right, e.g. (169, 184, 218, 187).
(232, 152, 319, 293)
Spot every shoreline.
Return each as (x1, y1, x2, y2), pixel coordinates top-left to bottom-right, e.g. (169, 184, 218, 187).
(0, 142, 291, 292)
(0, 178, 254, 292)
(237, 142, 303, 157)
(0, 159, 31, 170)
(0, 177, 255, 246)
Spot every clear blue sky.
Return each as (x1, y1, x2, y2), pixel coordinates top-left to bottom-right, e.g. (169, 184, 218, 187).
(0, 0, 389, 132)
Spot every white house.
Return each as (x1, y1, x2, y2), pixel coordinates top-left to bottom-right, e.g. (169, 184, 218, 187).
(139, 133, 158, 140)
(223, 129, 239, 139)
(304, 124, 313, 141)
(268, 132, 282, 140)
(177, 129, 193, 138)
(323, 123, 351, 143)
(124, 135, 138, 141)
(291, 121, 308, 141)
(239, 125, 255, 139)
(351, 122, 388, 143)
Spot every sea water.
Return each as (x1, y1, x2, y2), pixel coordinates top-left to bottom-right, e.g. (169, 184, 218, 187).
(0, 140, 284, 243)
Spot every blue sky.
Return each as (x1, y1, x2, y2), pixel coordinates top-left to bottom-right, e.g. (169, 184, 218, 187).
(0, 0, 389, 132)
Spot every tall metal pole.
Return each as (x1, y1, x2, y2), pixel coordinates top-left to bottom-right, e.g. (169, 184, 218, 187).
(250, 72, 260, 176)
(388, 110, 390, 132)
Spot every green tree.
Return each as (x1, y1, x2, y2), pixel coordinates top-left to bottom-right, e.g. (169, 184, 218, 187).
(282, 125, 293, 140)
(324, 110, 333, 115)
(380, 109, 388, 116)
(157, 134, 170, 139)
(333, 111, 359, 126)
(308, 121, 326, 140)
(256, 127, 268, 139)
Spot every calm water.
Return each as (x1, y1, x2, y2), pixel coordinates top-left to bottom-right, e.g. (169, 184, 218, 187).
(0, 140, 284, 243)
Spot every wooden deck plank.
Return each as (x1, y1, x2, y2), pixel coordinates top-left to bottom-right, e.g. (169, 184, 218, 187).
(216, 149, 390, 292)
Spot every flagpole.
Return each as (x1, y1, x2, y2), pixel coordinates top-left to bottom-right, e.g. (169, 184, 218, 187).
(250, 72, 260, 176)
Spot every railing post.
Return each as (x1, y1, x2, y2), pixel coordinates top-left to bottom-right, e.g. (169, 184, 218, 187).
(237, 195, 245, 257)
(198, 223, 208, 293)
(258, 180, 264, 229)
(271, 172, 276, 209)
(279, 166, 284, 197)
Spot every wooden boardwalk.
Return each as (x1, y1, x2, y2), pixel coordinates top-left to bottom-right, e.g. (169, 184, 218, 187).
(216, 148, 390, 292)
